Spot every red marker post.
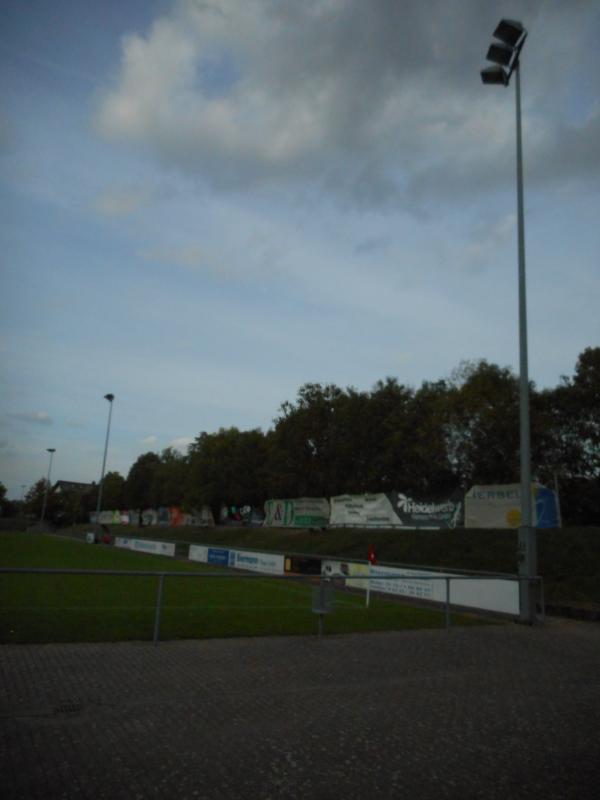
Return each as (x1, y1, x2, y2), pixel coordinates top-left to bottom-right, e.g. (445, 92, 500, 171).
(366, 545, 377, 607)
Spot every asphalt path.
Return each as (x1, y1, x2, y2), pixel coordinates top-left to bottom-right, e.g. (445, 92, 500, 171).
(2, 619, 599, 799)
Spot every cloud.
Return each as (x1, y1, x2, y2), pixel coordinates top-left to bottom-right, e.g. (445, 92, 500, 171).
(65, 419, 87, 429)
(93, 187, 153, 217)
(0, 112, 17, 155)
(94, 0, 600, 211)
(140, 435, 158, 446)
(354, 236, 392, 256)
(7, 411, 53, 425)
(463, 213, 516, 271)
(139, 245, 207, 271)
(168, 436, 194, 453)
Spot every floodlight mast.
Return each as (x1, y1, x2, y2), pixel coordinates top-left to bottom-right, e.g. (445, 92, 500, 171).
(40, 448, 56, 525)
(480, 20, 537, 624)
(95, 393, 115, 526)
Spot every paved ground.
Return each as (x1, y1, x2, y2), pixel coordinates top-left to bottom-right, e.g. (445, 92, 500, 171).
(1, 620, 599, 799)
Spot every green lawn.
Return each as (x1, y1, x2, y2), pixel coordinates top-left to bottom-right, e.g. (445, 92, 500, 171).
(0, 532, 483, 643)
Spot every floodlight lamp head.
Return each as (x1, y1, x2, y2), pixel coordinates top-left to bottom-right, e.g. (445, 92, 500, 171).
(480, 66, 508, 86)
(47, 448, 56, 453)
(104, 393, 115, 402)
(486, 42, 514, 68)
(493, 19, 526, 48)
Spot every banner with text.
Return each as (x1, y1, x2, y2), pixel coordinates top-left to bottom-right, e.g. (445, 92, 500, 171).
(264, 497, 330, 528)
(322, 560, 519, 615)
(329, 491, 463, 529)
(465, 484, 559, 529)
(114, 537, 176, 557)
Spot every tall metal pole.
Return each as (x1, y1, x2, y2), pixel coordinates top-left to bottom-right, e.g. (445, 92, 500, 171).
(96, 394, 114, 523)
(515, 63, 537, 623)
(40, 448, 56, 525)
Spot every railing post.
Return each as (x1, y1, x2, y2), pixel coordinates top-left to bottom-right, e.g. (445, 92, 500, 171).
(445, 577, 451, 629)
(153, 574, 165, 646)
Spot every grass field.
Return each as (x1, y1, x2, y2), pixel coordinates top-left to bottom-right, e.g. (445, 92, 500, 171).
(60, 522, 600, 606)
(0, 533, 483, 643)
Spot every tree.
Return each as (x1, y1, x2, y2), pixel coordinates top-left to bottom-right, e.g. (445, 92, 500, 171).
(24, 478, 60, 520)
(186, 428, 269, 516)
(125, 453, 161, 508)
(101, 471, 126, 510)
(0, 481, 15, 517)
(444, 360, 520, 486)
(268, 383, 344, 497)
(353, 378, 416, 493)
(156, 448, 188, 507)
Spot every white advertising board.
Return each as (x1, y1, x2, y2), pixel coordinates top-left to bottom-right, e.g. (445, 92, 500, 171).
(114, 537, 176, 557)
(321, 560, 519, 615)
(188, 545, 285, 575)
(229, 549, 285, 575)
(329, 494, 397, 527)
(465, 484, 524, 528)
(188, 544, 209, 563)
(321, 559, 370, 590)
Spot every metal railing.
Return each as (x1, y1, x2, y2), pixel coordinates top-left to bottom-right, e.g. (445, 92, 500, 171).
(0, 568, 544, 644)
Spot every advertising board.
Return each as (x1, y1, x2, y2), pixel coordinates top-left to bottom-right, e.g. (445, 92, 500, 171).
(207, 547, 230, 566)
(321, 560, 519, 615)
(114, 537, 176, 557)
(329, 491, 463, 529)
(465, 484, 559, 529)
(228, 549, 285, 575)
(188, 544, 209, 563)
(264, 497, 330, 528)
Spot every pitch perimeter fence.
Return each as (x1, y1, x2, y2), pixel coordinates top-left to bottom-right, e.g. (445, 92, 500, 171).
(0, 567, 544, 644)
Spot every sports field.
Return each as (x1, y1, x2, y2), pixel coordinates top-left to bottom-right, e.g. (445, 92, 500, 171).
(0, 533, 482, 643)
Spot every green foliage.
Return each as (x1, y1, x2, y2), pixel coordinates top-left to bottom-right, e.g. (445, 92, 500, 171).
(445, 360, 520, 485)
(63, 347, 600, 526)
(186, 428, 268, 514)
(24, 478, 57, 519)
(125, 452, 162, 507)
(0, 482, 14, 517)
(99, 471, 125, 510)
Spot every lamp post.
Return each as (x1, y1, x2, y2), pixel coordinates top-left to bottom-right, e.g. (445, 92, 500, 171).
(95, 393, 115, 526)
(40, 448, 56, 525)
(481, 19, 537, 623)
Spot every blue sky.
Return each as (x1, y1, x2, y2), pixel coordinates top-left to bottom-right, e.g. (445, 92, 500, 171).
(1, 0, 599, 499)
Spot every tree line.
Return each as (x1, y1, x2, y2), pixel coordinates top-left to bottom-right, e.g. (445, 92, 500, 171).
(13, 347, 600, 526)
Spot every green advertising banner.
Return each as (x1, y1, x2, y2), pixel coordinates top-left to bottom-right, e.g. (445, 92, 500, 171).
(264, 497, 330, 528)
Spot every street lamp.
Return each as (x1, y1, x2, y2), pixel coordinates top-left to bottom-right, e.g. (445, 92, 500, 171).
(40, 448, 56, 525)
(481, 19, 537, 624)
(95, 393, 115, 526)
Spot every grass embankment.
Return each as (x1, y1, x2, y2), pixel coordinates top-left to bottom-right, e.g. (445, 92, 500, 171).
(0, 533, 481, 643)
(65, 523, 600, 607)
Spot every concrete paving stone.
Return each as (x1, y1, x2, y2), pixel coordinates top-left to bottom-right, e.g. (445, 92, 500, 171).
(1, 620, 599, 799)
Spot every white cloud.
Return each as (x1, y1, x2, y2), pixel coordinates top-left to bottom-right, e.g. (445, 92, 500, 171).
(139, 245, 207, 271)
(140, 435, 158, 446)
(8, 411, 53, 425)
(168, 436, 194, 453)
(93, 186, 152, 217)
(94, 0, 600, 210)
(65, 419, 87, 429)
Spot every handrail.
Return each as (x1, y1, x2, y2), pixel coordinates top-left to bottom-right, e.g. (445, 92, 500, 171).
(1, 567, 544, 644)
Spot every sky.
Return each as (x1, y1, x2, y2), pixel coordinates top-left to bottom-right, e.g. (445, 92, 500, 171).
(1, 0, 599, 499)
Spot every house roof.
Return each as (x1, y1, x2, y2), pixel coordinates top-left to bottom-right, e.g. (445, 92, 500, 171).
(53, 480, 95, 494)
